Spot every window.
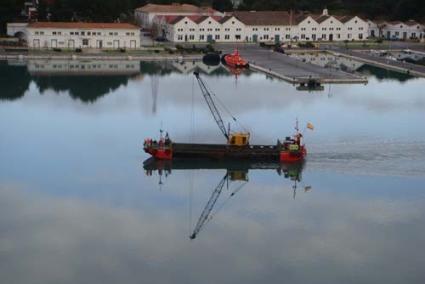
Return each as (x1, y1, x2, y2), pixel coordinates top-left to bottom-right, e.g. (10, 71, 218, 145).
(200, 28, 204, 31)
(81, 31, 85, 35)
(348, 33, 352, 39)
(75, 32, 78, 35)
(301, 34, 306, 39)
(225, 34, 230, 40)
(264, 35, 269, 40)
(275, 27, 280, 31)
(88, 32, 91, 35)
(322, 27, 327, 31)
(40, 31, 44, 35)
(322, 34, 326, 39)
(286, 34, 290, 39)
(235, 35, 241, 40)
(177, 35, 183, 40)
(126, 32, 130, 36)
(264, 27, 269, 31)
(114, 32, 118, 36)
(232, 21, 235, 24)
(236, 28, 241, 31)
(98, 32, 101, 35)
(208, 21, 211, 24)
(35, 31, 39, 35)
(215, 34, 220, 40)
(215, 28, 220, 31)
(53, 31, 56, 35)
(189, 35, 195, 40)
(109, 32, 113, 35)
(359, 33, 363, 39)
(185, 21, 188, 24)
(82, 39, 89, 45)
(307, 21, 311, 24)
(200, 35, 205, 40)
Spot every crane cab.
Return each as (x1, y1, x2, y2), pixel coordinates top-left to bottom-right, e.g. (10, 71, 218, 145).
(228, 132, 250, 146)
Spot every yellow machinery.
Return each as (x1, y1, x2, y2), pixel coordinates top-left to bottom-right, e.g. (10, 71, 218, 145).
(228, 132, 250, 146)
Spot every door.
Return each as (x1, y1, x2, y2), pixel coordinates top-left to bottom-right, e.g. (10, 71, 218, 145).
(274, 34, 280, 44)
(403, 32, 407, 40)
(207, 34, 213, 43)
(96, 40, 103, 48)
(113, 40, 119, 49)
(130, 40, 136, 49)
(68, 39, 75, 49)
(253, 34, 258, 43)
(185, 35, 188, 42)
(51, 39, 57, 48)
(33, 39, 40, 48)
(312, 34, 316, 41)
(387, 31, 391, 39)
(371, 30, 375, 37)
(329, 34, 333, 41)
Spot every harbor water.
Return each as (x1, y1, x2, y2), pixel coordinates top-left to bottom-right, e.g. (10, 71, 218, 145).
(0, 59, 424, 284)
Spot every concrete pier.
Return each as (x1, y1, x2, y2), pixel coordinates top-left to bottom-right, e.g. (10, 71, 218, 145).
(329, 48, 425, 78)
(221, 45, 368, 84)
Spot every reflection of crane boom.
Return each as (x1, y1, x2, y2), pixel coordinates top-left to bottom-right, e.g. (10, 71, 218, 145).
(150, 75, 159, 114)
(194, 71, 229, 140)
(190, 173, 228, 239)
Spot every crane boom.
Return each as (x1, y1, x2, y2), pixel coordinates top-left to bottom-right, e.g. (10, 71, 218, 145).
(190, 173, 228, 239)
(194, 72, 229, 140)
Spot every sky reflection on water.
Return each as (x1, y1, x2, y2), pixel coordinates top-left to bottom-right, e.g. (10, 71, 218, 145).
(0, 59, 424, 284)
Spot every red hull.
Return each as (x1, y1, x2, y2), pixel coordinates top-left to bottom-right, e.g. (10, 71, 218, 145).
(279, 146, 307, 163)
(144, 143, 306, 162)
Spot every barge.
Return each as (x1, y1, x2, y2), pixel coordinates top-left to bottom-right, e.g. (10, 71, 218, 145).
(144, 72, 311, 163)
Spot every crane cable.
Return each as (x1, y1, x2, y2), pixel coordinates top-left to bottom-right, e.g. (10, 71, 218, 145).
(202, 77, 250, 133)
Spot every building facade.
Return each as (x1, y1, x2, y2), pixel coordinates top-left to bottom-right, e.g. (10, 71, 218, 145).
(368, 20, 424, 40)
(158, 9, 370, 43)
(27, 22, 140, 49)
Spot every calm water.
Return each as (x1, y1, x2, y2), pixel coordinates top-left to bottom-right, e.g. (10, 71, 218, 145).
(1, 59, 425, 284)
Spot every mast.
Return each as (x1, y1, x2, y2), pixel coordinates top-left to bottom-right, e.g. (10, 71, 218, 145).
(194, 72, 229, 140)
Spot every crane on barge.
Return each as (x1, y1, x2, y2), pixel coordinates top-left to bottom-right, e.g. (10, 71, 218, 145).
(143, 73, 310, 162)
(194, 71, 250, 146)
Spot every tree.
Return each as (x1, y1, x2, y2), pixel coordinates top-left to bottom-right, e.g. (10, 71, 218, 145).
(212, 0, 234, 12)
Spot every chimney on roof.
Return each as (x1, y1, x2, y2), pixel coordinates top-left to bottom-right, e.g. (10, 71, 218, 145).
(322, 8, 328, 16)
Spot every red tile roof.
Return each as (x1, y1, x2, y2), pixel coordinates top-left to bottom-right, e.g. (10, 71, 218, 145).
(28, 22, 139, 29)
(232, 11, 295, 26)
(136, 3, 218, 14)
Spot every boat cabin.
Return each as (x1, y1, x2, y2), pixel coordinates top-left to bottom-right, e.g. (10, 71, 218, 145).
(228, 132, 250, 146)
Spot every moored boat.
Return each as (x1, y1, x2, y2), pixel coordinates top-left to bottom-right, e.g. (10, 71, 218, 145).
(144, 72, 312, 163)
(223, 49, 249, 68)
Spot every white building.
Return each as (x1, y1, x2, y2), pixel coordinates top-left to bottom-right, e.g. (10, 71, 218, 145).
(135, 3, 222, 29)
(381, 20, 423, 40)
(159, 9, 370, 43)
(27, 22, 140, 49)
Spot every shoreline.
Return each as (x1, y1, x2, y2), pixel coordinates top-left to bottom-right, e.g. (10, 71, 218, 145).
(0, 52, 203, 61)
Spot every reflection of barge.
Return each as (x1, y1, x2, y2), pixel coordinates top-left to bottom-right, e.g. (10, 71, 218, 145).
(144, 72, 311, 163)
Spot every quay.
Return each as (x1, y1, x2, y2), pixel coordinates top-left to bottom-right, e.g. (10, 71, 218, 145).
(220, 45, 368, 84)
(328, 48, 425, 78)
